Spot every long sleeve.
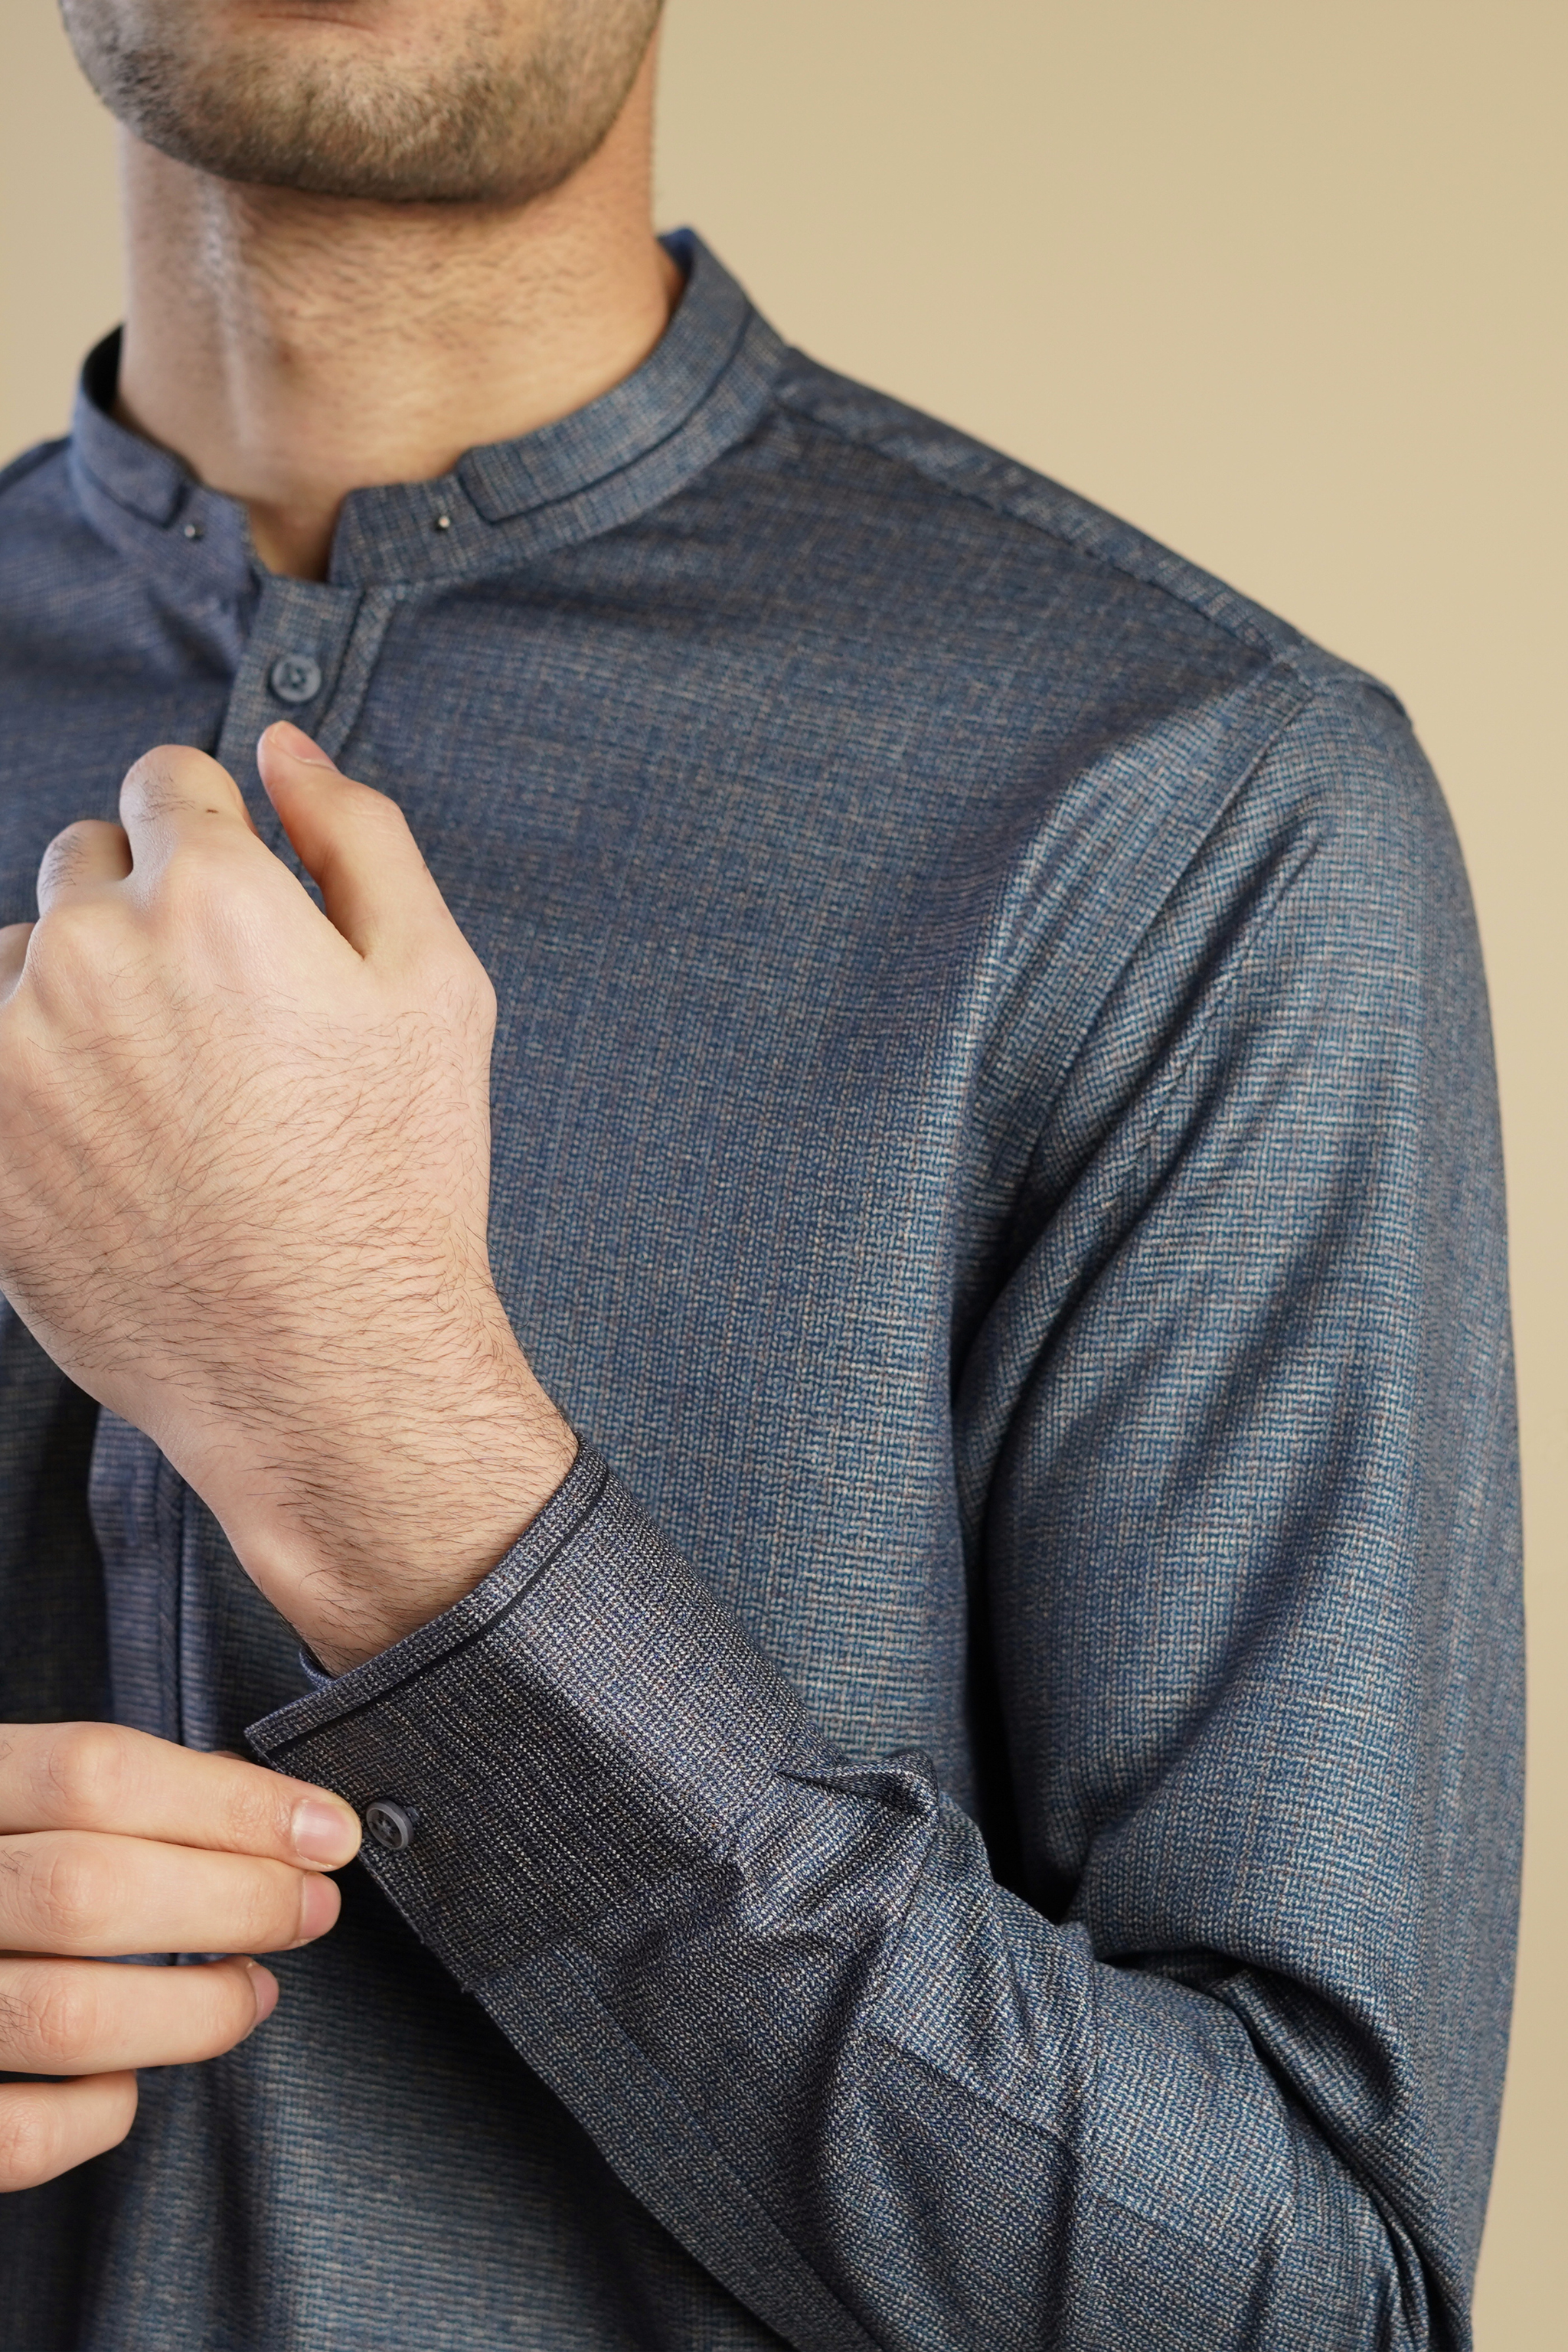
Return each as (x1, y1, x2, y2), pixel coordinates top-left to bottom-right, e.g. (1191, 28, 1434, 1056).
(250, 678, 1523, 2352)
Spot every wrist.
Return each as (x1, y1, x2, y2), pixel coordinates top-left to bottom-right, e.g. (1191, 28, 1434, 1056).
(206, 1347, 579, 1674)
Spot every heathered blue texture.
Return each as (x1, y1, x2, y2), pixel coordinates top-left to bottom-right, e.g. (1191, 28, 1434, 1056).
(0, 234, 1522, 2350)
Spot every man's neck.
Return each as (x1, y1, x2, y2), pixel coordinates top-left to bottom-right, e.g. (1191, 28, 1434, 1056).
(113, 45, 678, 581)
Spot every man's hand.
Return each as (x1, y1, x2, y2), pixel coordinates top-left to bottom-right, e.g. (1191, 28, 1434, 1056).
(0, 722, 574, 1671)
(0, 1723, 360, 2191)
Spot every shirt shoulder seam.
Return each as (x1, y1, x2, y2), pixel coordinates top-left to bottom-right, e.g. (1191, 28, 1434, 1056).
(1018, 667, 1401, 1183)
(769, 371, 1399, 704)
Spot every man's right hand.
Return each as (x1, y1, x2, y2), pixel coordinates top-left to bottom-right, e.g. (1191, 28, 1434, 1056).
(0, 1722, 360, 2190)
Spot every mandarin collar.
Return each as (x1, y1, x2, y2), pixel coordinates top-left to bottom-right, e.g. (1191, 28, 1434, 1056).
(66, 231, 783, 594)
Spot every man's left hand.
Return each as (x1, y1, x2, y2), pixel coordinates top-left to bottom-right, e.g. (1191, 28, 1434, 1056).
(0, 723, 576, 1671)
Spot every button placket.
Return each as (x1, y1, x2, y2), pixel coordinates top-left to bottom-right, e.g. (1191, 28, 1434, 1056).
(214, 578, 361, 854)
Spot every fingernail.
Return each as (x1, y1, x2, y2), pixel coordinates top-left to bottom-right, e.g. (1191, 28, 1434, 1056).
(296, 1873, 340, 1945)
(261, 720, 338, 769)
(291, 1796, 360, 1866)
(247, 1962, 280, 2025)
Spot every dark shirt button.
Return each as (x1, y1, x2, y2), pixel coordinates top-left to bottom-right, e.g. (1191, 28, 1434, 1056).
(268, 653, 323, 704)
(364, 1798, 418, 1852)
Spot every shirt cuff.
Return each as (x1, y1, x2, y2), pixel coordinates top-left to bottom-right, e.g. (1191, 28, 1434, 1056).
(244, 1440, 825, 1991)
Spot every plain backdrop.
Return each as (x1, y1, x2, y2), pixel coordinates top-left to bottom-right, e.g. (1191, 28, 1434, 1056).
(2, 4, 1563, 2345)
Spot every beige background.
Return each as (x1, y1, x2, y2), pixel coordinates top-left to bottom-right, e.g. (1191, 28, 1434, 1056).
(2, 2, 1563, 2342)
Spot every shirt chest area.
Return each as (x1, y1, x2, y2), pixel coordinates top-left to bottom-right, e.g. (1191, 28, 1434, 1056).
(0, 573, 1047, 1480)
(7, 580, 1045, 1795)
(0, 571, 1023, 1290)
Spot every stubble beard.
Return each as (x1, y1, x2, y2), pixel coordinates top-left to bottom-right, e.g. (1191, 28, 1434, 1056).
(59, 0, 662, 206)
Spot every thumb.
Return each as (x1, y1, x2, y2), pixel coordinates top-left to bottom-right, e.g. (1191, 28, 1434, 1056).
(256, 723, 454, 962)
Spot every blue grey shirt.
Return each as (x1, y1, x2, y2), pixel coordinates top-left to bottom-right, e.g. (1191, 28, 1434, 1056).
(0, 234, 1523, 2351)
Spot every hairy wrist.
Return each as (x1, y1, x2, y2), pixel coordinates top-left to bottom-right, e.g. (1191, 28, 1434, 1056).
(207, 1341, 579, 1674)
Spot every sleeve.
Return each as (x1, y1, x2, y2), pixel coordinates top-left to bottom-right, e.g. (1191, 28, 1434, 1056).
(248, 678, 1524, 2352)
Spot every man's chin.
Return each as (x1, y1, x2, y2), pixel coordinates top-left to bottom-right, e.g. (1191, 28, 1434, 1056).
(61, 0, 662, 209)
(126, 87, 562, 211)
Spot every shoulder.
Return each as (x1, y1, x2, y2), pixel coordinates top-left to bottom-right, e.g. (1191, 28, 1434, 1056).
(737, 348, 1433, 864)
(737, 348, 1462, 1022)
(763, 350, 1392, 709)
(749, 363, 1478, 1128)
(0, 439, 83, 589)
(775, 355, 1457, 869)
(0, 439, 70, 509)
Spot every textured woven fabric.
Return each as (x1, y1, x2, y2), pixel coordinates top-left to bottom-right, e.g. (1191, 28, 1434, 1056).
(0, 234, 1521, 2350)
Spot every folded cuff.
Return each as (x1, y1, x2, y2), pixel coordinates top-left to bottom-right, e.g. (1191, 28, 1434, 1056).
(246, 1442, 821, 1990)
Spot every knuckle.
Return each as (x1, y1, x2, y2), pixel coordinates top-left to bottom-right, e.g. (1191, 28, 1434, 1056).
(361, 787, 405, 831)
(36, 822, 98, 893)
(32, 1723, 127, 1828)
(350, 779, 412, 840)
(0, 2087, 61, 2190)
(27, 1968, 100, 2069)
(122, 746, 203, 819)
(0, 2076, 137, 2191)
(24, 1841, 113, 1949)
(156, 838, 231, 911)
(147, 844, 263, 949)
(0, 1973, 34, 2061)
(28, 896, 103, 976)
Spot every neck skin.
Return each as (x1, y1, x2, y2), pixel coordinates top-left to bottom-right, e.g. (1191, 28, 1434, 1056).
(114, 41, 678, 580)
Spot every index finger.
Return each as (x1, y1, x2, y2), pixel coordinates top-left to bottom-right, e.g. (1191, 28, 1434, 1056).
(0, 1723, 361, 1870)
(117, 744, 260, 862)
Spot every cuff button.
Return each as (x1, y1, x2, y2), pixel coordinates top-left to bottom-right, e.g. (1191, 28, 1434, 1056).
(364, 1798, 418, 1852)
